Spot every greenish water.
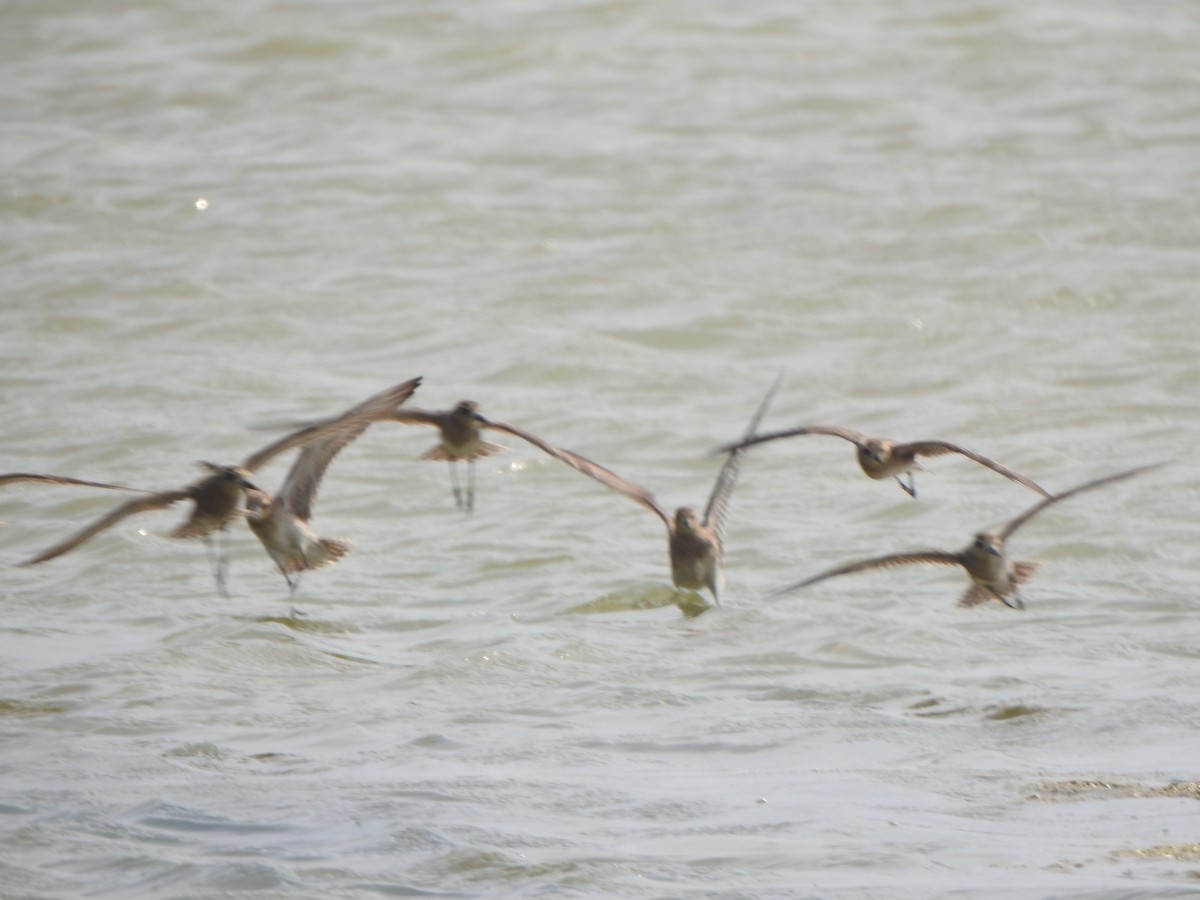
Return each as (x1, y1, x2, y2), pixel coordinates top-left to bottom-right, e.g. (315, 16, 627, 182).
(2, 1, 1198, 897)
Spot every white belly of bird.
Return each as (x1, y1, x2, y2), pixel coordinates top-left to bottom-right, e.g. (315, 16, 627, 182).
(969, 552, 1012, 592)
(251, 513, 325, 573)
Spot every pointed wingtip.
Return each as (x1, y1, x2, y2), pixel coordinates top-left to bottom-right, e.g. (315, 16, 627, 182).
(761, 580, 806, 601)
(17, 547, 55, 567)
(761, 371, 785, 411)
(737, 373, 785, 443)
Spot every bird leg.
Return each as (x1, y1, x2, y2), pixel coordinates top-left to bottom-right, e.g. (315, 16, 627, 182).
(895, 474, 918, 498)
(990, 586, 1025, 611)
(280, 567, 306, 618)
(1009, 584, 1027, 611)
(466, 459, 477, 512)
(203, 531, 231, 598)
(219, 527, 234, 596)
(448, 461, 466, 510)
(202, 534, 219, 591)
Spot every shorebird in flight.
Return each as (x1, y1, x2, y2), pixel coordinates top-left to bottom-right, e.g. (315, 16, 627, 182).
(716, 425, 1049, 499)
(20, 377, 422, 596)
(766, 462, 1163, 609)
(509, 377, 782, 606)
(388, 398, 661, 513)
(387, 400, 504, 511)
(243, 377, 421, 594)
(20, 463, 261, 596)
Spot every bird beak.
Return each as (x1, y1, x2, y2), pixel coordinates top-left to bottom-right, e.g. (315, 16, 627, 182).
(240, 478, 261, 492)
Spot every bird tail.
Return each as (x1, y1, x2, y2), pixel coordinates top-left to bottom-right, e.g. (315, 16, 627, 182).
(296, 537, 352, 571)
(421, 441, 505, 461)
(1012, 560, 1040, 584)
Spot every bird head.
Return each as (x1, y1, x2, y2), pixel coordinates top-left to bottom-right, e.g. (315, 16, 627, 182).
(242, 487, 272, 519)
(198, 461, 260, 492)
(971, 531, 1003, 557)
(454, 400, 485, 422)
(674, 507, 701, 531)
(860, 438, 890, 466)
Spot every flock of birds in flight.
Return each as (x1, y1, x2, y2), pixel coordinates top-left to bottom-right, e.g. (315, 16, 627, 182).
(4, 376, 1160, 611)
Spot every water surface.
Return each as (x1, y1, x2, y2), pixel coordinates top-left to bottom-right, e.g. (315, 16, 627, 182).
(2, 1, 1199, 897)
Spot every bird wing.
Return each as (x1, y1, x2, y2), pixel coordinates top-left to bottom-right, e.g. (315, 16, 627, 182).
(712, 423, 869, 455)
(901, 440, 1051, 497)
(998, 461, 1166, 541)
(19, 489, 194, 565)
(0, 473, 144, 491)
(766, 550, 963, 599)
(241, 377, 422, 473)
(481, 417, 672, 529)
(275, 434, 360, 523)
(385, 407, 444, 428)
(702, 374, 783, 544)
(275, 378, 424, 521)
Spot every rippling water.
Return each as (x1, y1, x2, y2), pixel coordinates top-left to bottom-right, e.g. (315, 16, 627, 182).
(3, 1, 1199, 897)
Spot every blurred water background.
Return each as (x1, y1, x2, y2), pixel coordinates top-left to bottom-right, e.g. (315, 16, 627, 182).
(2, 1, 1199, 897)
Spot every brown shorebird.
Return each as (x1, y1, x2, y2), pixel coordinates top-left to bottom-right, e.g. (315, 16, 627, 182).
(766, 462, 1163, 609)
(243, 377, 421, 594)
(716, 425, 1050, 499)
(506, 378, 782, 605)
(0, 473, 142, 491)
(387, 400, 518, 511)
(388, 399, 624, 512)
(19, 463, 261, 596)
(20, 377, 422, 596)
